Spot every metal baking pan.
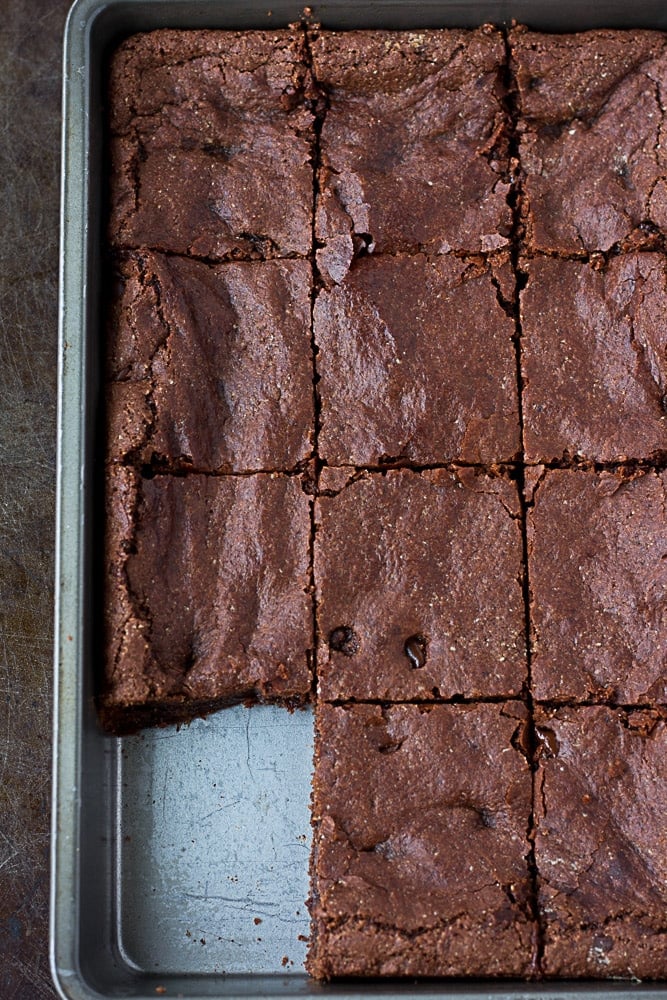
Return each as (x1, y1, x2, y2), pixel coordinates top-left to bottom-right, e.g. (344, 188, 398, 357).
(53, 0, 667, 997)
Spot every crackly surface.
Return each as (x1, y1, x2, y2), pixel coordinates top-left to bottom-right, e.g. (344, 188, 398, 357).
(100, 24, 667, 984)
(521, 254, 667, 464)
(311, 27, 512, 259)
(534, 705, 667, 978)
(106, 251, 314, 471)
(512, 27, 667, 254)
(103, 467, 312, 731)
(315, 468, 526, 702)
(527, 468, 667, 704)
(108, 28, 314, 260)
(315, 253, 521, 466)
(308, 701, 536, 979)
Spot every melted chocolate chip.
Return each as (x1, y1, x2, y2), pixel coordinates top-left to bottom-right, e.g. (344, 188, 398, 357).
(535, 726, 560, 758)
(329, 626, 359, 656)
(404, 634, 427, 669)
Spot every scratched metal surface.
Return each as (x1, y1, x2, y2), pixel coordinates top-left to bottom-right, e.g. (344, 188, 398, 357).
(0, 0, 70, 997)
(116, 708, 313, 976)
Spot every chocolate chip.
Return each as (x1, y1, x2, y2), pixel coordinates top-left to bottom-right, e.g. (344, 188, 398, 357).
(329, 626, 359, 656)
(535, 726, 560, 758)
(404, 634, 427, 669)
(660, 394, 667, 414)
(478, 807, 496, 829)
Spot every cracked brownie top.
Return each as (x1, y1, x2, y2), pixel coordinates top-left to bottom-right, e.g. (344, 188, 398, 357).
(108, 28, 315, 260)
(512, 26, 667, 254)
(312, 26, 512, 260)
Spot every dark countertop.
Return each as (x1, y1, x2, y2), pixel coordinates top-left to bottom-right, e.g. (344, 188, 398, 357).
(1, 1, 70, 995)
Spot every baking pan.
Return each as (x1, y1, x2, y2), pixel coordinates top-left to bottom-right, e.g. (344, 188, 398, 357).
(53, 0, 667, 997)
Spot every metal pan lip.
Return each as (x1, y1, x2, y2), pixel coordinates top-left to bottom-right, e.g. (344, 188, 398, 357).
(52, 0, 667, 997)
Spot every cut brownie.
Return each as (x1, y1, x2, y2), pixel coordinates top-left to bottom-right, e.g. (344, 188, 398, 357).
(102, 466, 312, 732)
(308, 701, 536, 979)
(315, 254, 521, 466)
(315, 467, 526, 701)
(527, 467, 667, 704)
(521, 254, 667, 464)
(512, 27, 667, 254)
(106, 252, 314, 472)
(534, 705, 667, 979)
(108, 28, 314, 260)
(311, 27, 511, 265)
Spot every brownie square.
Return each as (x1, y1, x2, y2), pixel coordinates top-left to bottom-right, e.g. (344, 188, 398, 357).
(521, 254, 667, 464)
(315, 467, 526, 701)
(512, 27, 667, 254)
(315, 254, 521, 466)
(527, 467, 667, 704)
(311, 27, 512, 265)
(106, 252, 314, 472)
(102, 467, 312, 731)
(308, 701, 536, 979)
(534, 705, 667, 979)
(108, 29, 314, 260)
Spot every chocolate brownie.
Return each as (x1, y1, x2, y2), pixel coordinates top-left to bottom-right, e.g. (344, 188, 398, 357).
(521, 254, 667, 464)
(512, 27, 667, 254)
(527, 467, 667, 704)
(311, 27, 512, 264)
(308, 701, 536, 979)
(102, 466, 312, 732)
(108, 28, 314, 260)
(106, 251, 314, 472)
(534, 705, 667, 978)
(315, 467, 526, 701)
(315, 254, 521, 466)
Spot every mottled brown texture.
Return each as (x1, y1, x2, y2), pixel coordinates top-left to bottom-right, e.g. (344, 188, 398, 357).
(109, 28, 314, 260)
(315, 467, 526, 701)
(103, 467, 313, 731)
(107, 251, 314, 471)
(312, 27, 512, 261)
(315, 254, 521, 466)
(308, 701, 536, 979)
(521, 254, 667, 464)
(512, 27, 667, 253)
(528, 468, 667, 704)
(534, 705, 667, 979)
(0, 0, 65, 995)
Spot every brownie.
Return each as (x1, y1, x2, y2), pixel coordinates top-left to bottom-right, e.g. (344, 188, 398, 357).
(512, 27, 667, 253)
(106, 251, 314, 472)
(308, 701, 536, 979)
(521, 254, 667, 464)
(311, 27, 512, 264)
(315, 254, 521, 466)
(534, 705, 667, 978)
(527, 467, 667, 704)
(315, 467, 526, 701)
(108, 29, 314, 260)
(102, 466, 313, 731)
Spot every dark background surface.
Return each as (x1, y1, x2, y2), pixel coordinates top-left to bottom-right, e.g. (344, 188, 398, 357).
(1, 0, 69, 995)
